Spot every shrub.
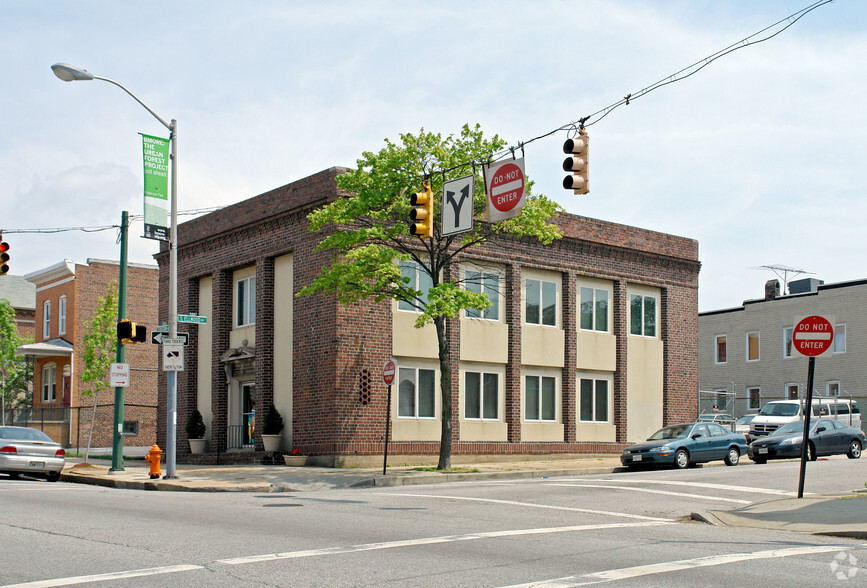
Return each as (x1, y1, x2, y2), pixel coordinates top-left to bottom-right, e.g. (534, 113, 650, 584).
(186, 409, 206, 439)
(263, 403, 284, 435)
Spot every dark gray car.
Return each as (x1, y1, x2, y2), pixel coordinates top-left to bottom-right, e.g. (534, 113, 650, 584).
(748, 418, 865, 464)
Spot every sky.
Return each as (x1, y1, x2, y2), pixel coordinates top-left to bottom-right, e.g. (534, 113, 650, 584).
(2, 0, 864, 312)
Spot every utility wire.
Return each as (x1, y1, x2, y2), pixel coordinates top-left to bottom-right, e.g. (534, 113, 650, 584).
(1, 206, 225, 235)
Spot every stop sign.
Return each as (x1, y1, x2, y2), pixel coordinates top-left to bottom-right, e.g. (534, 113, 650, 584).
(383, 359, 396, 385)
(793, 315, 834, 357)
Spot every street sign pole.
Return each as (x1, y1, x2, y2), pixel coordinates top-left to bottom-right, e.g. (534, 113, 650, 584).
(797, 356, 816, 498)
(382, 360, 396, 475)
(110, 211, 129, 473)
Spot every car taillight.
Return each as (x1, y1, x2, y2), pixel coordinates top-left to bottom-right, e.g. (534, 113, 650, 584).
(0, 446, 17, 453)
(55, 449, 65, 457)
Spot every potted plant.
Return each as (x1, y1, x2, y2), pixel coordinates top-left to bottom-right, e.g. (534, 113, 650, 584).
(261, 403, 284, 452)
(283, 448, 306, 467)
(186, 409, 207, 454)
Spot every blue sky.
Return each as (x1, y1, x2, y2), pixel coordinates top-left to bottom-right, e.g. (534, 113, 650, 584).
(2, 1, 864, 311)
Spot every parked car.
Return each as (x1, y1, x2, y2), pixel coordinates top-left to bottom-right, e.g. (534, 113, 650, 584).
(735, 414, 757, 435)
(748, 399, 861, 442)
(0, 426, 66, 482)
(621, 422, 749, 469)
(697, 413, 736, 427)
(748, 418, 865, 464)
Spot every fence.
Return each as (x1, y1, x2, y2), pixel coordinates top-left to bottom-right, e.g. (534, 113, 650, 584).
(1, 404, 158, 449)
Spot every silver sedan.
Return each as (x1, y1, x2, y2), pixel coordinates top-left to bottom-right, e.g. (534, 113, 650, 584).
(0, 426, 66, 482)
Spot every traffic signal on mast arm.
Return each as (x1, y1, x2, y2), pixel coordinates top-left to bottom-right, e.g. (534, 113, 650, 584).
(409, 182, 434, 238)
(562, 132, 589, 195)
(117, 319, 147, 344)
(0, 234, 9, 275)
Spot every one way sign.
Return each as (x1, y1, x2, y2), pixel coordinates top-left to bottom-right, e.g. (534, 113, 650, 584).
(151, 331, 189, 345)
(441, 175, 474, 236)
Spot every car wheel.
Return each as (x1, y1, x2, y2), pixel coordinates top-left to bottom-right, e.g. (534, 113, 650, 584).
(674, 449, 690, 469)
(45, 472, 60, 483)
(724, 447, 740, 466)
(807, 442, 817, 462)
(847, 440, 862, 459)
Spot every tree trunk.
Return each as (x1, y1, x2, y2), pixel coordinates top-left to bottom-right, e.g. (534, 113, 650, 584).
(435, 315, 452, 470)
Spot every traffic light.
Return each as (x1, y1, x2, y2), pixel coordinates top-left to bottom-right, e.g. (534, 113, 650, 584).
(0, 234, 9, 275)
(409, 182, 434, 238)
(117, 319, 147, 344)
(562, 133, 589, 195)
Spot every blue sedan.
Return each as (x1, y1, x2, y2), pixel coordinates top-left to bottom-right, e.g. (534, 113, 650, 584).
(621, 422, 749, 469)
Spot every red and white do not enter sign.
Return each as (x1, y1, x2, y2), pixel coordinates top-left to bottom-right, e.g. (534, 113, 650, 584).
(383, 359, 396, 385)
(489, 162, 525, 213)
(793, 315, 834, 357)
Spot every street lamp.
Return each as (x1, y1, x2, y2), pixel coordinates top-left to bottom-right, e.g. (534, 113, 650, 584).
(51, 62, 180, 479)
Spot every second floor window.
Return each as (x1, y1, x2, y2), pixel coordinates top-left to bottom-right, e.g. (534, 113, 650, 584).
(526, 279, 556, 326)
(714, 335, 727, 364)
(834, 324, 846, 353)
(398, 260, 433, 313)
(43, 300, 51, 338)
(783, 327, 794, 358)
(746, 332, 759, 361)
(630, 294, 657, 337)
(236, 276, 256, 327)
(465, 271, 500, 320)
(579, 287, 608, 332)
(58, 296, 67, 335)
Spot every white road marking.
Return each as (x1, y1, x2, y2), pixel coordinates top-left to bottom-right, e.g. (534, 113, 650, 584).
(551, 483, 751, 504)
(2, 565, 203, 587)
(386, 493, 674, 521)
(502, 544, 852, 587)
(567, 478, 795, 496)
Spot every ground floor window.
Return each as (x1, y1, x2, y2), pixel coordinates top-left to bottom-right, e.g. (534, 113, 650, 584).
(579, 378, 609, 422)
(747, 387, 761, 410)
(122, 421, 139, 435)
(399, 367, 436, 418)
(42, 364, 56, 402)
(525, 374, 557, 422)
(465, 371, 499, 420)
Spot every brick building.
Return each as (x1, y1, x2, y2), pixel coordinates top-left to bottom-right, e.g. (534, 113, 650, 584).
(17, 259, 159, 448)
(157, 167, 701, 465)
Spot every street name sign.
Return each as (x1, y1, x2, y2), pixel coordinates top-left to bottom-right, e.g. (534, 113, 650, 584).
(793, 315, 834, 357)
(178, 313, 208, 324)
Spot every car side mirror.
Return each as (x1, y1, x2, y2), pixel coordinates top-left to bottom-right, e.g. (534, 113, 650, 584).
(691, 433, 702, 439)
(816, 426, 826, 433)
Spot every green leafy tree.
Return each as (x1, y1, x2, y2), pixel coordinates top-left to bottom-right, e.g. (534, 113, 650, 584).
(80, 282, 118, 462)
(0, 298, 33, 414)
(301, 125, 563, 469)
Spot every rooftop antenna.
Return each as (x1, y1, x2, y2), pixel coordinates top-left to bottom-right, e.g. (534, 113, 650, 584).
(751, 264, 814, 295)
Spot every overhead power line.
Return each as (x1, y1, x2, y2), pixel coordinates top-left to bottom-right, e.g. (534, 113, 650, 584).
(1, 206, 225, 235)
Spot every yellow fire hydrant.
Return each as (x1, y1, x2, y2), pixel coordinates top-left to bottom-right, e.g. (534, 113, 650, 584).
(144, 444, 162, 479)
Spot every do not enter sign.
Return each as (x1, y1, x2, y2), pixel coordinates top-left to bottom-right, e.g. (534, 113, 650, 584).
(484, 158, 527, 222)
(793, 315, 834, 357)
(383, 359, 396, 385)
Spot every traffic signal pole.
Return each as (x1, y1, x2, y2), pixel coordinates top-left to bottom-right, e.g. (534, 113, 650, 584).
(110, 211, 129, 472)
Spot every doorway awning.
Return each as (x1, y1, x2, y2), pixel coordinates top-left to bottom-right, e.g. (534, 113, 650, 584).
(17, 338, 74, 359)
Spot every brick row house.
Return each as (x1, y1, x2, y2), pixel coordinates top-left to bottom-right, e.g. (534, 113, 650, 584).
(157, 168, 701, 465)
(17, 259, 159, 448)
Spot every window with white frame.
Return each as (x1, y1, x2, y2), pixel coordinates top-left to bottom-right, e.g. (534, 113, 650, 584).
(235, 276, 256, 327)
(826, 381, 840, 397)
(579, 287, 609, 332)
(464, 371, 499, 420)
(398, 366, 436, 418)
(525, 278, 557, 326)
(398, 260, 433, 312)
(629, 294, 657, 337)
(525, 374, 557, 421)
(747, 387, 761, 411)
(714, 335, 727, 364)
(43, 300, 51, 338)
(58, 295, 67, 335)
(785, 383, 799, 399)
(783, 327, 794, 358)
(579, 378, 609, 422)
(465, 270, 500, 320)
(746, 332, 759, 362)
(42, 364, 56, 402)
(833, 324, 846, 354)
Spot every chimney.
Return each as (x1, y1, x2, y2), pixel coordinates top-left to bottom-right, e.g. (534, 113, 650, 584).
(764, 279, 780, 300)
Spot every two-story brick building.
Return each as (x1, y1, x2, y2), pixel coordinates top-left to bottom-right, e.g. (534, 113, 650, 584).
(156, 167, 701, 465)
(17, 259, 160, 448)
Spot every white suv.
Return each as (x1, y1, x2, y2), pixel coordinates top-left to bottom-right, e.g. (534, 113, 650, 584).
(747, 399, 861, 442)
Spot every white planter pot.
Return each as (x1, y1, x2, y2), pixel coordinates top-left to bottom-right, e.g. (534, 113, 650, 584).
(283, 455, 306, 466)
(188, 438, 207, 454)
(262, 434, 282, 452)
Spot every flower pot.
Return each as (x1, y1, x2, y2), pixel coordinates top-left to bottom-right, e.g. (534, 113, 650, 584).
(188, 438, 207, 454)
(262, 434, 282, 452)
(283, 455, 306, 467)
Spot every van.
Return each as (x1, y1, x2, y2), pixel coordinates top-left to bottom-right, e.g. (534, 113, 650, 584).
(747, 399, 861, 442)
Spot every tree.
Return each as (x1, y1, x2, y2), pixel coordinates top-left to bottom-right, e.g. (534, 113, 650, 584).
(0, 298, 33, 417)
(301, 124, 563, 469)
(80, 281, 118, 463)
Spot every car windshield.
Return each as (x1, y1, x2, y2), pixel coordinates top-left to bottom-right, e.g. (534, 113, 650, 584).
(758, 403, 799, 417)
(736, 415, 755, 425)
(648, 425, 691, 440)
(0, 427, 53, 442)
(774, 421, 807, 435)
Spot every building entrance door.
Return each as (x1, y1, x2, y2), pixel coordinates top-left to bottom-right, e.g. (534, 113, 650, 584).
(241, 382, 255, 448)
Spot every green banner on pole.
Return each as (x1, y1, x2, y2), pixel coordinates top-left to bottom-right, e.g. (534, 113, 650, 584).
(141, 133, 169, 241)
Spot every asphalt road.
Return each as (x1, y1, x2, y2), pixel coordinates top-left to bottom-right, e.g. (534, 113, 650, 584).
(1, 457, 864, 587)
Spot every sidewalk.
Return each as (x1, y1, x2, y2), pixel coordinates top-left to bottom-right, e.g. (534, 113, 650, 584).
(58, 455, 867, 540)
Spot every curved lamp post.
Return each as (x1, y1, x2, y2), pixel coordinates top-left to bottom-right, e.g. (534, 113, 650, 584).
(51, 63, 180, 479)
